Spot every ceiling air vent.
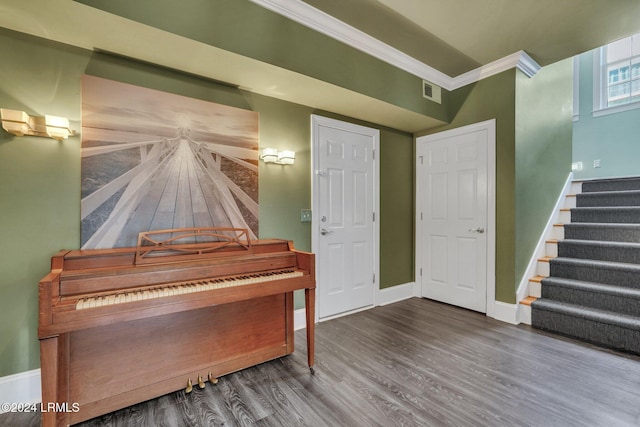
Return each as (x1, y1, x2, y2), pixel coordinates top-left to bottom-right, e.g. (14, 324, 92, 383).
(422, 80, 442, 104)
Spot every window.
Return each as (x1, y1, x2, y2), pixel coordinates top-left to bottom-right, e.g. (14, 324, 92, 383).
(594, 33, 640, 114)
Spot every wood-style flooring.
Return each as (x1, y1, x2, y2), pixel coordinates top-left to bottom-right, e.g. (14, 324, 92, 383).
(3, 297, 640, 426)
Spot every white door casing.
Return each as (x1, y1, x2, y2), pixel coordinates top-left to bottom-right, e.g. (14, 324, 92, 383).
(416, 119, 496, 316)
(311, 115, 379, 320)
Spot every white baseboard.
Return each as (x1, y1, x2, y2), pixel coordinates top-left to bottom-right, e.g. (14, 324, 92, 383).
(294, 308, 307, 330)
(294, 282, 416, 329)
(518, 303, 532, 325)
(0, 369, 41, 412)
(491, 301, 519, 325)
(377, 282, 415, 306)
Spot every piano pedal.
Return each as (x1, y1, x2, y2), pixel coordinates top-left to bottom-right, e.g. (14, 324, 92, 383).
(208, 371, 219, 385)
(185, 378, 193, 394)
(197, 375, 206, 389)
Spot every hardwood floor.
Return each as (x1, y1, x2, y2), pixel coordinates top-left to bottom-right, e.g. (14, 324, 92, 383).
(3, 297, 640, 426)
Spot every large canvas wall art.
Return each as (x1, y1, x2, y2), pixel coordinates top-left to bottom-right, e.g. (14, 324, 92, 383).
(80, 75, 259, 249)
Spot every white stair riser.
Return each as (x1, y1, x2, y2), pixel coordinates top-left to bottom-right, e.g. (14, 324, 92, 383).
(570, 182, 583, 194)
(552, 225, 565, 240)
(564, 195, 576, 209)
(545, 241, 558, 257)
(529, 280, 542, 298)
(559, 209, 571, 224)
(537, 260, 550, 277)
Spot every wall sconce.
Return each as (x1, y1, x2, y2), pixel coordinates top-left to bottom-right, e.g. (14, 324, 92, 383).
(260, 148, 295, 165)
(1, 108, 75, 141)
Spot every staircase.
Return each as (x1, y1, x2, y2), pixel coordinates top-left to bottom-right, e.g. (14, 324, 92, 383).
(530, 177, 640, 355)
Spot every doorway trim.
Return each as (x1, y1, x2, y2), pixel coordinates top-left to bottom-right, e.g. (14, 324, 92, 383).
(311, 114, 380, 322)
(415, 119, 496, 318)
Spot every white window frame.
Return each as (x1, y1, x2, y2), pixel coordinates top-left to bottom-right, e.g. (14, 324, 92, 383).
(593, 34, 640, 117)
(573, 56, 580, 122)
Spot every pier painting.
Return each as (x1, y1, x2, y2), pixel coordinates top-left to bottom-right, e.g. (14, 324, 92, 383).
(80, 75, 259, 249)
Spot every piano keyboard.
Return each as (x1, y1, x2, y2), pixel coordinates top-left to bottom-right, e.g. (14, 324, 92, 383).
(76, 270, 303, 310)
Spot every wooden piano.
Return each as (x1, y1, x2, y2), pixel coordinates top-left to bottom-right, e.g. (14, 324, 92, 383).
(38, 228, 315, 427)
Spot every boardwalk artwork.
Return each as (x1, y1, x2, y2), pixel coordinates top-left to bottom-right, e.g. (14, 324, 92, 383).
(80, 75, 259, 249)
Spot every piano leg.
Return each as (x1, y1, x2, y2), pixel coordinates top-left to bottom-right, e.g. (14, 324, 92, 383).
(305, 288, 316, 374)
(40, 335, 70, 427)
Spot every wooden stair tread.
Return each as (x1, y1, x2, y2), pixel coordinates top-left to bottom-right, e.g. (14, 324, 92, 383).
(520, 296, 537, 306)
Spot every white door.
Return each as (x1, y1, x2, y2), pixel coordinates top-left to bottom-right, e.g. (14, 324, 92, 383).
(416, 120, 495, 314)
(312, 115, 379, 320)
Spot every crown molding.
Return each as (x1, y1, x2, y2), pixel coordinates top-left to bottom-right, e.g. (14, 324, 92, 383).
(451, 50, 541, 89)
(250, 0, 541, 91)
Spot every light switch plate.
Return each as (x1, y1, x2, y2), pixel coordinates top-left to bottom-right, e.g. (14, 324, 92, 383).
(300, 209, 312, 223)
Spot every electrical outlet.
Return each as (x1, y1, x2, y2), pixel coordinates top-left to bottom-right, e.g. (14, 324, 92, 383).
(300, 209, 312, 223)
(594, 159, 601, 168)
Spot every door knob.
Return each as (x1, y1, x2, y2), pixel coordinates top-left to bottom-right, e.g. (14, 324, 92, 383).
(320, 228, 334, 236)
(468, 227, 485, 234)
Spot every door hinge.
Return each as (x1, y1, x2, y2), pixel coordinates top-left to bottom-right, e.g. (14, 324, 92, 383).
(373, 273, 376, 283)
(420, 212, 423, 221)
(372, 212, 375, 222)
(372, 149, 375, 160)
(419, 155, 424, 165)
(420, 268, 423, 277)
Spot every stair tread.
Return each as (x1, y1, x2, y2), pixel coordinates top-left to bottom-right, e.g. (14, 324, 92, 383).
(560, 238, 640, 247)
(520, 296, 536, 306)
(531, 299, 640, 330)
(571, 206, 640, 210)
(564, 222, 640, 228)
(540, 276, 640, 299)
(551, 256, 640, 271)
(578, 189, 640, 197)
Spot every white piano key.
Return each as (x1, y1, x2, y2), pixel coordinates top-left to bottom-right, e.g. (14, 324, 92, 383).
(76, 270, 304, 310)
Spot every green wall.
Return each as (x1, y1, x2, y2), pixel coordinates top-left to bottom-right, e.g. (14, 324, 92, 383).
(0, 29, 414, 377)
(573, 50, 640, 180)
(0, 30, 88, 379)
(379, 128, 414, 289)
(515, 59, 573, 287)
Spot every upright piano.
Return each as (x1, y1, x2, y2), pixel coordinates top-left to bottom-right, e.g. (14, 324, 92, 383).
(38, 228, 315, 426)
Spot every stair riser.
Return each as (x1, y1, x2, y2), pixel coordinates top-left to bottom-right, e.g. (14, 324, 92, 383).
(529, 280, 542, 298)
(576, 192, 640, 207)
(559, 210, 571, 224)
(582, 178, 640, 193)
(532, 308, 640, 354)
(557, 242, 640, 265)
(541, 285, 640, 316)
(552, 225, 565, 240)
(549, 262, 640, 289)
(564, 225, 640, 243)
(537, 261, 549, 277)
(564, 195, 576, 209)
(571, 208, 640, 224)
